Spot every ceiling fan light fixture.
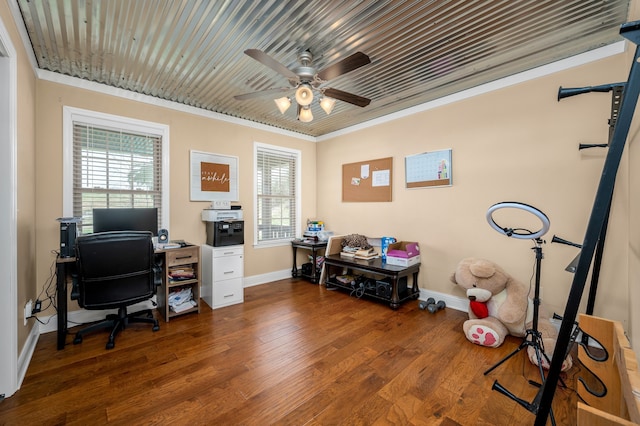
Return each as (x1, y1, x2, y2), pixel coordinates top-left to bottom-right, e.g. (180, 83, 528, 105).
(319, 96, 336, 115)
(299, 106, 313, 122)
(274, 96, 291, 114)
(295, 84, 314, 106)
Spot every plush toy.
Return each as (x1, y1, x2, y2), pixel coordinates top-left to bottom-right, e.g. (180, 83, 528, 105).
(451, 257, 572, 371)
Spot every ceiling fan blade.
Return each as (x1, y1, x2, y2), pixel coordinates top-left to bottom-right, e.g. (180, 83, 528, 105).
(244, 49, 299, 81)
(317, 52, 371, 81)
(234, 87, 291, 101)
(323, 87, 371, 107)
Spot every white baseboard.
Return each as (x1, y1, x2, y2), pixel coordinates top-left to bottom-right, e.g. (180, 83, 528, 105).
(36, 273, 296, 335)
(419, 289, 469, 313)
(33, 278, 581, 351)
(17, 323, 39, 388)
(419, 290, 569, 338)
(37, 299, 156, 335)
(242, 273, 474, 313)
(243, 268, 292, 288)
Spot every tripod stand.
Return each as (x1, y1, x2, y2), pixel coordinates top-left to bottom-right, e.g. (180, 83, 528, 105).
(484, 238, 551, 377)
(484, 202, 557, 425)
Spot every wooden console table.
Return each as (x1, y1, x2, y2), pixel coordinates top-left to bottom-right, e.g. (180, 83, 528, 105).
(323, 254, 420, 309)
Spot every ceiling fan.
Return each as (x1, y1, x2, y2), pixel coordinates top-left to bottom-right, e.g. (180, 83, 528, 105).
(234, 49, 372, 122)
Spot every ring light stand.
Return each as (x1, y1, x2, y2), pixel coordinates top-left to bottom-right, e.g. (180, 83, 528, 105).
(483, 202, 558, 426)
(486, 201, 550, 240)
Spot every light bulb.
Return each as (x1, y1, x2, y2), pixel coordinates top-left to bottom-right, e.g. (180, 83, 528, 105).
(299, 106, 313, 122)
(295, 84, 314, 106)
(319, 97, 336, 115)
(274, 97, 291, 114)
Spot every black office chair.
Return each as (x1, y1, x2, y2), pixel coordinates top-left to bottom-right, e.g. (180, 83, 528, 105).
(71, 231, 161, 349)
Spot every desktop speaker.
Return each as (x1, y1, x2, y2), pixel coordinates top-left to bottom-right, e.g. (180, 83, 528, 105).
(375, 277, 408, 299)
(376, 279, 392, 298)
(60, 222, 77, 258)
(158, 228, 169, 243)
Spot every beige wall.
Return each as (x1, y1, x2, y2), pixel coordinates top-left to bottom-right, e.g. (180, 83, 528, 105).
(1, 2, 38, 353)
(34, 81, 317, 315)
(6, 0, 640, 351)
(317, 52, 634, 326)
(31, 41, 639, 329)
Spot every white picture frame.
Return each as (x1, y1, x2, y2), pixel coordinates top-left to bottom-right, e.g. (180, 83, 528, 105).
(405, 148, 452, 189)
(190, 150, 239, 201)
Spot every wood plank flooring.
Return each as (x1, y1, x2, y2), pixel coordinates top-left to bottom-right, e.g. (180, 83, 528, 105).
(0, 279, 579, 425)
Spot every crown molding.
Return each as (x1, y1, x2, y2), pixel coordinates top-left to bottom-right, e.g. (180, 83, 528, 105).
(317, 41, 626, 142)
(37, 69, 317, 142)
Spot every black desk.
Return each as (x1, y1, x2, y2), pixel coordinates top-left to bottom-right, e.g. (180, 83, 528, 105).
(323, 254, 420, 309)
(55, 245, 198, 350)
(291, 239, 327, 283)
(55, 256, 76, 350)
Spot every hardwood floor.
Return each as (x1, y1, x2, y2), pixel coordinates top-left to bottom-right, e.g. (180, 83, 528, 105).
(1, 279, 578, 425)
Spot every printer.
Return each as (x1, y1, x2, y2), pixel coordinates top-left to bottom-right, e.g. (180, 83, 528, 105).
(201, 209, 244, 247)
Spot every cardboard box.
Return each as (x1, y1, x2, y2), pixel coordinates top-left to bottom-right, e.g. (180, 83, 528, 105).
(386, 241, 421, 267)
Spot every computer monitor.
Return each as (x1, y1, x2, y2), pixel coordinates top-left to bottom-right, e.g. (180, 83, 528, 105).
(92, 208, 158, 236)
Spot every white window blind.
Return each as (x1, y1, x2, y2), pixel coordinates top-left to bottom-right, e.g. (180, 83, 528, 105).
(255, 144, 300, 245)
(73, 122, 163, 234)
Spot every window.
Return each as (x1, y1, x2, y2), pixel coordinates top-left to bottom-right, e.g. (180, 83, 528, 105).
(254, 143, 301, 246)
(63, 107, 169, 234)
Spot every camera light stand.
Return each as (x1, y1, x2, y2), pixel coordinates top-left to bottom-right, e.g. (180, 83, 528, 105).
(484, 202, 556, 426)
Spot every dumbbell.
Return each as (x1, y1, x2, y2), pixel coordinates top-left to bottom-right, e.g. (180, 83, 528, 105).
(418, 297, 435, 310)
(427, 300, 446, 314)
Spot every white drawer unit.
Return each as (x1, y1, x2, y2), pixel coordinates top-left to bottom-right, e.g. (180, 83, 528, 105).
(201, 244, 244, 309)
(212, 277, 243, 307)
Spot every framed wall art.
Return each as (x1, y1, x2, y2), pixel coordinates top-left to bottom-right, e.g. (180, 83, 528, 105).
(190, 150, 239, 201)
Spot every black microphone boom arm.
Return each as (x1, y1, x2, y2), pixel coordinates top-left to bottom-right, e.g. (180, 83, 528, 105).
(558, 83, 625, 148)
(557, 82, 625, 100)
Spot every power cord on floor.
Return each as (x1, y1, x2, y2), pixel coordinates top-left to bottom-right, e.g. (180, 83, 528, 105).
(25, 251, 61, 325)
(350, 278, 376, 299)
(350, 282, 365, 298)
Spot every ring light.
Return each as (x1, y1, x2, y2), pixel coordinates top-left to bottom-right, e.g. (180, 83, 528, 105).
(483, 201, 553, 406)
(486, 202, 550, 240)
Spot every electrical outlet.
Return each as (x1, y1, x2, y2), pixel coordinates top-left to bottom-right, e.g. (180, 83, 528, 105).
(24, 300, 32, 326)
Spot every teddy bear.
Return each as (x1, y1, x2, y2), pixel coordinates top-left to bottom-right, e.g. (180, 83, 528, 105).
(451, 257, 572, 371)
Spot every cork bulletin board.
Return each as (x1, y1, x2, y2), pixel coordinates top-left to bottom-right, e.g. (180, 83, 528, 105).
(342, 157, 393, 202)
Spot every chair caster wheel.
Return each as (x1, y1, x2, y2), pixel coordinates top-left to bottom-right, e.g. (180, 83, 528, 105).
(152, 324, 160, 332)
(73, 336, 82, 345)
(106, 341, 115, 350)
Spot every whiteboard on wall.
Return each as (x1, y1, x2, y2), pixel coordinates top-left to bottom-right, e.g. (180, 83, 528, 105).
(405, 149, 452, 188)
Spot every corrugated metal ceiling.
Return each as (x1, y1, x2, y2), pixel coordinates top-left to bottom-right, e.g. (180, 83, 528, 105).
(16, 0, 631, 137)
